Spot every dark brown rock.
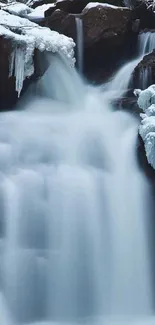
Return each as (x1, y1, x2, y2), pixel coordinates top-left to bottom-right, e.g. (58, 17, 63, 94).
(0, 37, 17, 111)
(45, 0, 126, 17)
(83, 5, 134, 82)
(82, 6, 132, 48)
(42, 9, 75, 38)
(132, 1, 155, 29)
(137, 133, 155, 180)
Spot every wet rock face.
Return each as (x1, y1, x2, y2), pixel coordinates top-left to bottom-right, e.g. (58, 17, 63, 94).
(0, 37, 36, 111)
(42, 5, 133, 83)
(137, 133, 155, 180)
(0, 37, 17, 111)
(133, 49, 155, 89)
(113, 96, 139, 113)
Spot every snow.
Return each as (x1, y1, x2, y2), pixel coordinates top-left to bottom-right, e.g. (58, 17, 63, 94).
(0, 8, 75, 96)
(136, 85, 155, 169)
(28, 3, 55, 18)
(83, 2, 128, 12)
(25, 0, 45, 7)
(1, 2, 32, 16)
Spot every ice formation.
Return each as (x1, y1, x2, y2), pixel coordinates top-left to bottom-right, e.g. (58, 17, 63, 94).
(136, 85, 155, 169)
(0, 8, 75, 96)
(135, 85, 155, 111)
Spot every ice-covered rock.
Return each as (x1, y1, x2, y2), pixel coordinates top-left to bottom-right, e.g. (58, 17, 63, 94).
(136, 84, 155, 169)
(0, 9, 75, 96)
(135, 85, 155, 111)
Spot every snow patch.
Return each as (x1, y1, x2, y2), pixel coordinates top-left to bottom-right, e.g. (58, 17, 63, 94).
(28, 3, 55, 18)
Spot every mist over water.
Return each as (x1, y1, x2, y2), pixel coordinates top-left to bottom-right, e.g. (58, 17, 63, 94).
(0, 38, 155, 325)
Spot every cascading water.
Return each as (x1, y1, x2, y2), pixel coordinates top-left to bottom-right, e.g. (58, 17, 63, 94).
(138, 66, 152, 90)
(0, 51, 154, 325)
(105, 31, 155, 98)
(138, 32, 155, 55)
(75, 17, 84, 74)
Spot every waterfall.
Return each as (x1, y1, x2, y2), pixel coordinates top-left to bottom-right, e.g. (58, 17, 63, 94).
(138, 32, 155, 55)
(0, 52, 154, 325)
(105, 31, 155, 99)
(139, 66, 152, 90)
(75, 17, 84, 74)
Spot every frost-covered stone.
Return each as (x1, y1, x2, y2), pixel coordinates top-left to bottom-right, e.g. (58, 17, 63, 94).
(136, 84, 155, 169)
(0, 8, 75, 96)
(136, 85, 155, 111)
(145, 103, 155, 116)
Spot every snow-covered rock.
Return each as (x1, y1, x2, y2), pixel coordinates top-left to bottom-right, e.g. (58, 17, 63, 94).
(0, 8, 75, 96)
(136, 84, 155, 169)
(83, 2, 126, 12)
(0, 2, 33, 16)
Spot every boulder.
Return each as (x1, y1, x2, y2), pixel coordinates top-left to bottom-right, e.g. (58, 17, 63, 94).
(42, 5, 133, 83)
(82, 6, 132, 49)
(43, 0, 155, 31)
(45, 0, 126, 17)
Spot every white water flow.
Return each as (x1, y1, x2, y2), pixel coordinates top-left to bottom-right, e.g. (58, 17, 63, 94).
(106, 31, 155, 99)
(75, 17, 84, 74)
(0, 52, 154, 325)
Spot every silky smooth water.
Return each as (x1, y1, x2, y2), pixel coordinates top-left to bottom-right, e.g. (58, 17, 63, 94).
(104, 31, 155, 99)
(0, 52, 154, 325)
(75, 17, 84, 74)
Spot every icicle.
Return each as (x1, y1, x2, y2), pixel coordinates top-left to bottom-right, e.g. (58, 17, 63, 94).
(9, 45, 26, 97)
(9, 48, 15, 78)
(0, 10, 75, 97)
(14, 46, 25, 97)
